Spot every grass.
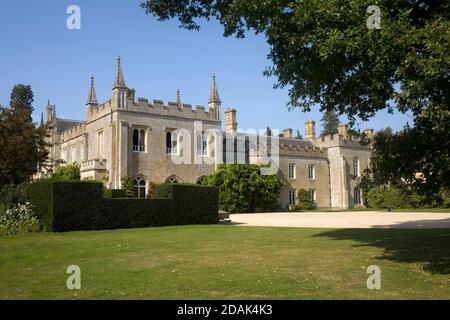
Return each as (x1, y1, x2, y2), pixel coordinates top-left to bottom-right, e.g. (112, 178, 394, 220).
(0, 225, 449, 300)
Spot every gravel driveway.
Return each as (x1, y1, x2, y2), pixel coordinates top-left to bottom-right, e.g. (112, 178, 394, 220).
(229, 211, 450, 229)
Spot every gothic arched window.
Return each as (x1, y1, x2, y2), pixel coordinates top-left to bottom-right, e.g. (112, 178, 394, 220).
(166, 131, 178, 155)
(354, 187, 362, 205)
(166, 176, 181, 184)
(133, 129, 146, 152)
(134, 177, 147, 198)
(353, 157, 360, 177)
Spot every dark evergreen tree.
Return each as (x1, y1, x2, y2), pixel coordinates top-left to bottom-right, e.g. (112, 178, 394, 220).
(320, 111, 339, 137)
(0, 85, 49, 185)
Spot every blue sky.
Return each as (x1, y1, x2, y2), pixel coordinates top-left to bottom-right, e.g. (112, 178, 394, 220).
(0, 0, 411, 134)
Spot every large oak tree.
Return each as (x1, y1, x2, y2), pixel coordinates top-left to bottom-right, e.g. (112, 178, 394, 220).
(141, 0, 449, 196)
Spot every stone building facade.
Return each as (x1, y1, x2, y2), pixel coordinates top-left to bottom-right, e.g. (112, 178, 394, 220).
(39, 58, 373, 210)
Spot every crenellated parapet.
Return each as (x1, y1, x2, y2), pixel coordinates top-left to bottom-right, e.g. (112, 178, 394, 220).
(60, 123, 86, 142)
(279, 143, 328, 159)
(87, 100, 113, 122)
(122, 97, 220, 122)
(315, 133, 370, 150)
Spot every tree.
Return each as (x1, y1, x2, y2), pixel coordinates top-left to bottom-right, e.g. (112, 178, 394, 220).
(295, 130, 303, 140)
(320, 110, 339, 137)
(203, 164, 283, 213)
(0, 85, 49, 185)
(365, 126, 449, 201)
(141, 0, 450, 196)
(53, 164, 81, 181)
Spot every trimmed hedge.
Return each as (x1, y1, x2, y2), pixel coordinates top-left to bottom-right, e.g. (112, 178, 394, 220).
(103, 189, 127, 199)
(26, 181, 218, 232)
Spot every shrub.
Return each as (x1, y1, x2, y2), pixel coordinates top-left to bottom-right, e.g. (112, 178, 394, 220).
(147, 181, 158, 199)
(0, 202, 41, 236)
(366, 187, 409, 209)
(203, 164, 283, 213)
(0, 184, 27, 211)
(26, 181, 218, 232)
(296, 189, 314, 211)
(121, 176, 134, 198)
(442, 197, 450, 209)
(53, 164, 81, 181)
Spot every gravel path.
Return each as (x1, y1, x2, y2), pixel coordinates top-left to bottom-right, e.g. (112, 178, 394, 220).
(229, 211, 450, 229)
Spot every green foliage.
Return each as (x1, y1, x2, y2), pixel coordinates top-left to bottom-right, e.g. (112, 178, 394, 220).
(0, 202, 41, 237)
(121, 175, 135, 198)
(25, 181, 218, 232)
(296, 189, 314, 211)
(0, 85, 49, 184)
(53, 164, 81, 181)
(203, 164, 283, 213)
(0, 184, 27, 212)
(142, 0, 450, 201)
(368, 124, 450, 200)
(295, 130, 303, 140)
(366, 187, 414, 210)
(320, 111, 339, 137)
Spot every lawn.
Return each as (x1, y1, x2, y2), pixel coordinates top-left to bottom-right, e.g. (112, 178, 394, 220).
(0, 225, 449, 300)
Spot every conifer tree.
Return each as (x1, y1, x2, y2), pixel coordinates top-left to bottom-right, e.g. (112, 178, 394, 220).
(0, 85, 49, 185)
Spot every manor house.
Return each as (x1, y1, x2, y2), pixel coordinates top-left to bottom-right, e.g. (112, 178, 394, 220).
(40, 58, 373, 210)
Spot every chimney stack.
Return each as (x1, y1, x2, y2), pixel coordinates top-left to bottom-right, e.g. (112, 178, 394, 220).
(283, 128, 293, 139)
(338, 124, 348, 137)
(225, 108, 237, 132)
(364, 128, 374, 139)
(305, 120, 316, 140)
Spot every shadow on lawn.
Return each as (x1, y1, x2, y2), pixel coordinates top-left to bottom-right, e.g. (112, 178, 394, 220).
(314, 219, 450, 275)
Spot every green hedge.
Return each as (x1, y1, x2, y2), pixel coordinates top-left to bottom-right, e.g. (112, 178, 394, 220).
(26, 181, 218, 232)
(103, 189, 127, 199)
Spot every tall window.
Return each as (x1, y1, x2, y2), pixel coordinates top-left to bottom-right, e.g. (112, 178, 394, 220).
(353, 157, 360, 177)
(133, 129, 146, 152)
(134, 177, 146, 199)
(289, 189, 297, 206)
(288, 163, 296, 179)
(309, 189, 316, 204)
(354, 187, 362, 205)
(97, 131, 104, 159)
(71, 146, 77, 164)
(308, 164, 316, 180)
(166, 131, 178, 155)
(197, 133, 208, 156)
